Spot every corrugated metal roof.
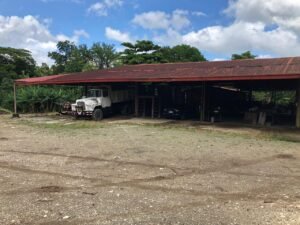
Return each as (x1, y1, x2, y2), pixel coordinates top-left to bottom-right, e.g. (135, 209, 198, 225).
(15, 57, 300, 85)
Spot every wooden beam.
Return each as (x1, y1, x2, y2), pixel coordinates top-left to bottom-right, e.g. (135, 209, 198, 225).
(143, 99, 146, 117)
(84, 85, 88, 97)
(296, 81, 300, 128)
(200, 82, 206, 121)
(14, 82, 17, 114)
(158, 97, 161, 118)
(134, 85, 139, 117)
(12, 82, 19, 118)
(151, 97, 155, 119)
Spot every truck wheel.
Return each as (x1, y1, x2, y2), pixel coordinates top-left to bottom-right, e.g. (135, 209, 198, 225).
(92, 108, 103, 121)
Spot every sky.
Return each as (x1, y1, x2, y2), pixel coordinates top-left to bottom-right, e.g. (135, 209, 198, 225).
(1, 0, 300, 65)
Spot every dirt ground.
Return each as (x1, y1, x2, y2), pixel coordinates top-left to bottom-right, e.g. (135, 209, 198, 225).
(0, 114, 299, 225)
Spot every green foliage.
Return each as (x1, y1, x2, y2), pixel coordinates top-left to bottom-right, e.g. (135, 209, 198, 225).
(2, 86, 81, 113)
(0, 107, 12, 114)
(91, 42, 119, 69)
(120, 41, 206, 65)
(0, 47, 36, 76)
(49, 41, 118, 73)
(0, 47, 37, 108)
(48, 41, 93, 73)
(252, 91, 295, 106)
(35, 63, 52, 76)
(120, 40, 164, 65)
(0, 46, 81, 113)
(232, 51, 256, 60)
(160, 45, 206, 63)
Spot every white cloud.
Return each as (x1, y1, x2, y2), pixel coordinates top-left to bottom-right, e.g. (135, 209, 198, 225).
(212, 58, 226, 61)
(73, 29, 90, 39)
(225, 0, 300, 33)
(0, 15, 88, 65)
(132, 10, 190, 31)
(153, 28, 184, 46)
(41, 0, 83, 3)
(87, 0, 123, 16)
(105, 27, 133, 43)
(192, 11, 207, 17)
(256, 54, 273, 59)
(88, 3, 107, 16)
(181, 22, 300, 56)
(132, 11, 170, 30)
(171, 10, 190, 31)
(149, 1, 300, 58)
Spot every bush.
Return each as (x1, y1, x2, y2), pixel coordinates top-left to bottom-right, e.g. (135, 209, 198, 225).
(2, 86, 82, 113)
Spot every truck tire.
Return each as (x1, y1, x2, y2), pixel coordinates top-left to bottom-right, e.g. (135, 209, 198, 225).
(92, 108, 103, 121)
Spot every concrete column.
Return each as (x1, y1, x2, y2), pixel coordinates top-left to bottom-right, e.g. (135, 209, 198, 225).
(296, 81, 300, 128)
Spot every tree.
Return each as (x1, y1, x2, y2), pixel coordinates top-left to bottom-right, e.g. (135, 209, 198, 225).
(49, 41, 118, 73)
(161, 45, 206, 63)
(120, 40, 164, 65)
(0, 47, 36, 109)
(90, 43, 118, 69)
(64, 44, 92, 73)
(48, 41, 92, 73)
(120, 41, 206, 65)
(35, 63, 52, 76)
(0, 46, 81, 112)
(231, 51, 256, 60)
(0, 47, 36, 77)
(0, 47, 36, 90)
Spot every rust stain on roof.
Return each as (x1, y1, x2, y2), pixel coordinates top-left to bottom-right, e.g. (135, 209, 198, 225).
(16, 57, 300, 85)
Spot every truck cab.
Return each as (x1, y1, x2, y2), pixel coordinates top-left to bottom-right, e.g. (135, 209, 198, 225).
(71, 86, 134, 120)
(71, 87, 111, 120)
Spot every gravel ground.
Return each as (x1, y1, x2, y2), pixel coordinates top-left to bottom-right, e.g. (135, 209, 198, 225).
(0, 114, 299, 225)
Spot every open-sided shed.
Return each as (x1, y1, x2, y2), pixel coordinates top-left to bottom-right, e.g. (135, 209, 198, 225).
(15, 57, 300, 127)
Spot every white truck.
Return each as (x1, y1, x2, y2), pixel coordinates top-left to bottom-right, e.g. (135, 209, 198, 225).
(71, 86, 134, 120)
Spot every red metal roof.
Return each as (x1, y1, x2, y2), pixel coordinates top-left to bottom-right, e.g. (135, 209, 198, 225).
(15, 57, 300, 85)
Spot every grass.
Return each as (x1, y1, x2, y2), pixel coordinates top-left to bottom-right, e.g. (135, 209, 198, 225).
(115, 120, 300, 143)
(3, 114, 300, 143)
(0, 107, 12, 114)
(267, 133, 300, 143)
(7, 116, 106, 134)
(21, 120, 105, 130)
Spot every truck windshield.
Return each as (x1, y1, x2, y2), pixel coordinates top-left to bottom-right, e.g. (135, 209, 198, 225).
(87, 89, 102, 98)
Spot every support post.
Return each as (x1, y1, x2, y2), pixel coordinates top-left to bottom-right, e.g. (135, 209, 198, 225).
(151, 97, 155, 119)
(296, 81, 300, 128)
(84, 85, 88, 97)
(200, 82, 206, 121)
(249, 90, 252, 103)
(134, 85, 139, 117)
(158, 97, 161, 118)
(12, 82, 19, 118)
(143, 99, 146, 117)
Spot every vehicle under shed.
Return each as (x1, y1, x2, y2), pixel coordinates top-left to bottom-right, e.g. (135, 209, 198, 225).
(15, 57, 300, 128)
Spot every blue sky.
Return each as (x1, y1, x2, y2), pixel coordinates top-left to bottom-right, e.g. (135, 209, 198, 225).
(1, 0, 300, 64)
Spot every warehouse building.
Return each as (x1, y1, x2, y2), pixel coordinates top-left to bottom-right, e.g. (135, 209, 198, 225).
(15, 57, 300, 128)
